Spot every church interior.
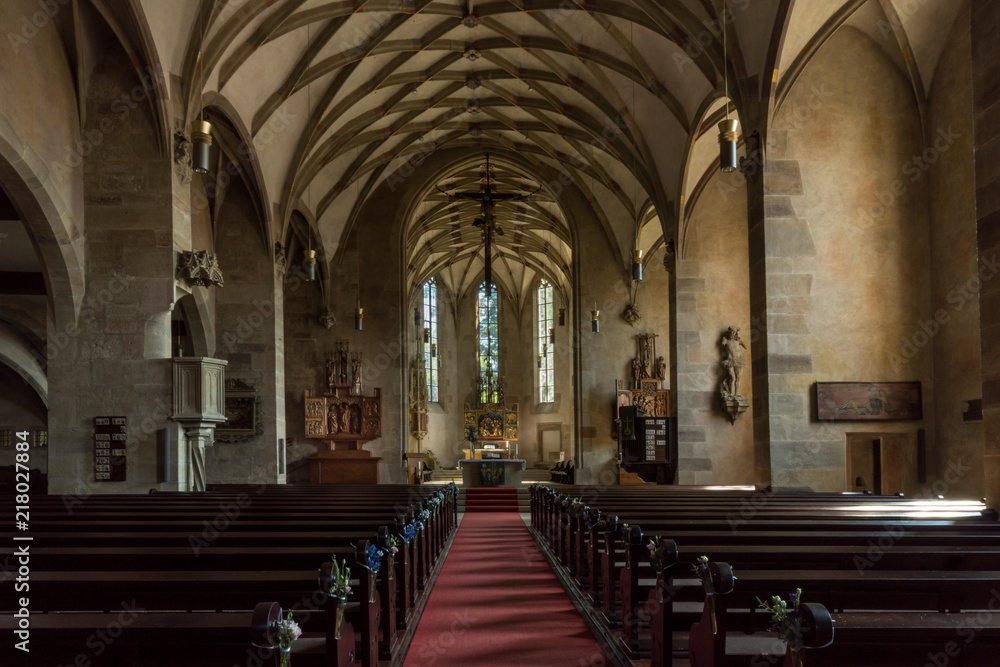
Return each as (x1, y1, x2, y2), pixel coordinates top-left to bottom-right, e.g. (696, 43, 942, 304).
(3, 0, 1000, 664)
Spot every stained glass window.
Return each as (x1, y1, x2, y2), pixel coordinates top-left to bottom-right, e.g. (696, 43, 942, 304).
(478, 282, 499, 404)
(422, 279, 439, 403)
(537, 280, 554, 402)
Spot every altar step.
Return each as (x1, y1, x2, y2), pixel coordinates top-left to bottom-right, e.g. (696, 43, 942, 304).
(462, 487, 524, 513)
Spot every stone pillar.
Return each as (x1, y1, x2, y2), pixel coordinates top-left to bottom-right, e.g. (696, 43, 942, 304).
(971, 0, 1000, 511)
(47, 46, 176, 494)
(743, 130, 775, 489)
(669, 258, 712, 482)
(184, 425, 214, 492)
(212, 178, 283, 485)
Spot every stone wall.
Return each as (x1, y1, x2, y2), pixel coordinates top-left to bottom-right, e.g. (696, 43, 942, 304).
(971, 0, 1000, 509)
(762, 27, 933, 492)
(927, 1, 984, 498)
(676, 169, 754, 485)
(48, 38, 175, 494)
(210, 177, 283, 485)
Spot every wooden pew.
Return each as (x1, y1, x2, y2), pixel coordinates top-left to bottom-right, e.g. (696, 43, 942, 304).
(528, 485, 1000, 664)
(0, 601, 356, 667)
(687, 562, 1000, 667)
(0, 484, 458, 667)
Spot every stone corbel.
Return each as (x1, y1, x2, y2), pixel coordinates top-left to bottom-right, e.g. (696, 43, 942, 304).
(177, 250, 224, 288)
(319, 309, 337, 330)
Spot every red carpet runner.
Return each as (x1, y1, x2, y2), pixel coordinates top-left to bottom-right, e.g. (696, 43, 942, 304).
(464, 487, 520, 513)
(402, 512, 606, 667)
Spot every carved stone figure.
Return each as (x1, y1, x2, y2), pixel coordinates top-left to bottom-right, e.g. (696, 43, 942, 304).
(632, 357, 642, 389)
(340, 402, 351, 433)
(319, 309, 336, 330)
(352, 354, 363, 395)
(623, 302, 642, 326)
(338, 343, 349, 386)
(655, 356, 666, 384)
(173, 130, 192, 184)
(720, 326, 747, 397)
(327, 404, 340, 435)
(326, 352, 337, 391)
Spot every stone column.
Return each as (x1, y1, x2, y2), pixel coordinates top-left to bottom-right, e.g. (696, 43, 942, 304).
(742, 130, 775, 489)
(184, 425, 214, 492)
(742, 127, 829, 490)
(971, 0, 1000, 511)
(46, 47, 176, 494)
(669, 258, 712, 482)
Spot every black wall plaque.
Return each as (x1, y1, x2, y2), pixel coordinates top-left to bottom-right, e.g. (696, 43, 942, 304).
(94, 416, 127, 482)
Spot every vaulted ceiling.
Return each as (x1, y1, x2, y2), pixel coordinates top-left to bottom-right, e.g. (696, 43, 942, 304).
(124, 0, 966, 306)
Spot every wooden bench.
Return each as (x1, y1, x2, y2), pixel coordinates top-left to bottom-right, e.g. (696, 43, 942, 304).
(0, 484, 458, 666)
(0, 601, 356, 667)
(687, 562, 1000, 667)
(528, 485, 1000, 664)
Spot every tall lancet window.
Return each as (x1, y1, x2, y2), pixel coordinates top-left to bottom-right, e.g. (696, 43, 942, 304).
(422, 278, 439, 403)
(478, 282, 500, 404)
(537, 280, 554, 402)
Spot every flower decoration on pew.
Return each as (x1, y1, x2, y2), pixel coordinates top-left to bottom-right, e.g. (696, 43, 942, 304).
(757, 588, 805, 663)
(426, 495, 442, 517)
(326, 557, 351, 641)
(692, 556, 717, 634)
(419, 508, 432, 525)
(276, 609, 302, 666)
(402, 522, 417, 543)
(647, 536, 671, 573)
(362, 543, 382, 575)
(383, 535, 402, 580)
(327, 556, 352, 598)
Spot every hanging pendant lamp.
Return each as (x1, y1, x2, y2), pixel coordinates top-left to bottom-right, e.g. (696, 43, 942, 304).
(192, 119, 213, 174)
(718, 0, 739, 173)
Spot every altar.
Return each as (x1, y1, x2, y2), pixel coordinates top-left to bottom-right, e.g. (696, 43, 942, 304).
(303, 344, 383, 484)
(458, 459, 526, 487)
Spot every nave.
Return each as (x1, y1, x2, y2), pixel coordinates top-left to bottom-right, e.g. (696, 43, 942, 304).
(4, 483, 1000, 666)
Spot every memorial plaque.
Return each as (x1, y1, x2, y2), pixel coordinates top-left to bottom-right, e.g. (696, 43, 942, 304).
(642, 418, 669, 462)
(94, 416, 127, 482)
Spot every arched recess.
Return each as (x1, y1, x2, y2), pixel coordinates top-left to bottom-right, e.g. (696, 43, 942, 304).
(173, 292, 214, 358)
(391, 147, 584, 471)
(201, 92, 274, 250)
(0, 323, 47, 408)
(678, 96, 745, 258)
(0, 148, 83, 331)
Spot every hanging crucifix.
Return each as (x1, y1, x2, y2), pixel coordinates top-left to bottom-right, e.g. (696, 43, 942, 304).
(438, 153, 540, 290)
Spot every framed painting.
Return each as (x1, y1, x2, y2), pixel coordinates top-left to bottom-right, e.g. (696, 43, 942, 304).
(815, 382, 922, 421)
(217, 379, 263, 443)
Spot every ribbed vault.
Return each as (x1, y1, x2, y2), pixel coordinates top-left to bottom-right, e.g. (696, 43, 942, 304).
(150, 0, 968, 285)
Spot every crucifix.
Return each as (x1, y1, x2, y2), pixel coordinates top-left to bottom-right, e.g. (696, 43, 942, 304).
(438, 153, 540, 290)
